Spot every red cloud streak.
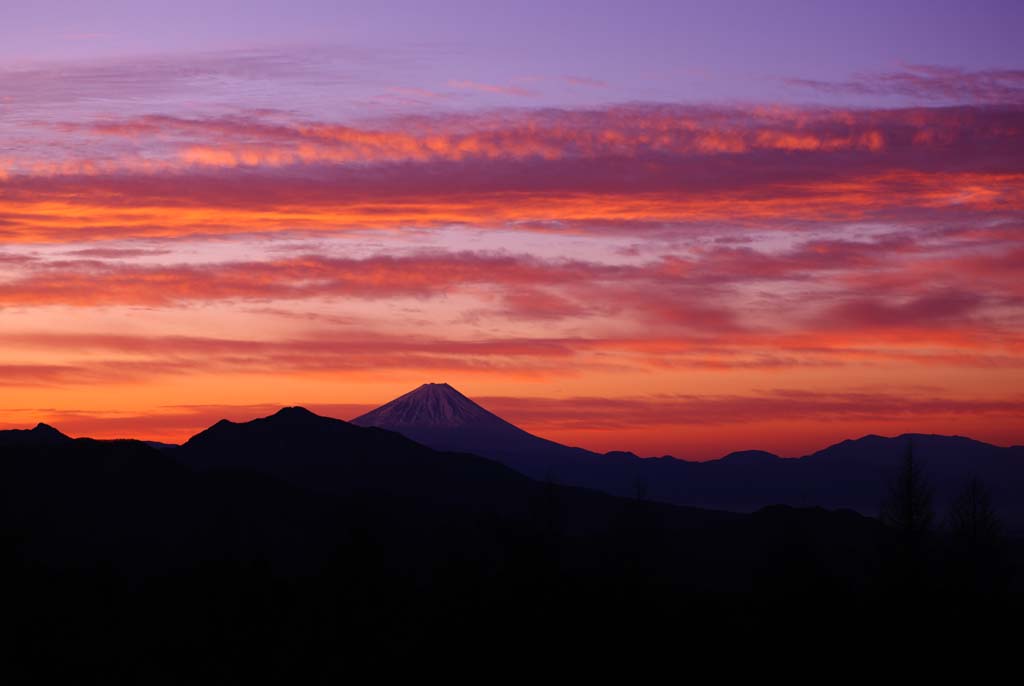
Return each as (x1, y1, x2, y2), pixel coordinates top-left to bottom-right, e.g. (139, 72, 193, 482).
(1, 101, 1022, 453)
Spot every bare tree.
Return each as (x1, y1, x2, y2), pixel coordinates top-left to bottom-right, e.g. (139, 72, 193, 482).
(947, 477, 1004, 591)
(949, 478, 1000, 544)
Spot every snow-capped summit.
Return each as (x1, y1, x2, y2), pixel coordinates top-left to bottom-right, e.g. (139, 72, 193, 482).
(353, 383, 509, 430)
(352, 383, 600, 484)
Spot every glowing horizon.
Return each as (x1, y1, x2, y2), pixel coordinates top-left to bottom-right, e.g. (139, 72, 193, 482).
(2, 1, 1022, 459)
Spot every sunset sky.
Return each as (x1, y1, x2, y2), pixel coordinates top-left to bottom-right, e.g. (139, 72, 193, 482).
(1, 1, 1022, 458)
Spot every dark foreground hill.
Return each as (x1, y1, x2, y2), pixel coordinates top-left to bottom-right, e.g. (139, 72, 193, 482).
(1, 413, 1021, 678)
(355, 384, 1024, 531)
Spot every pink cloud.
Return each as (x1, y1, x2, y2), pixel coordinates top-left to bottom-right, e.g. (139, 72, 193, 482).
(477, 390, 1024, 431)
(1, 229, 1020, 353)
(1, 104, 1018, 248)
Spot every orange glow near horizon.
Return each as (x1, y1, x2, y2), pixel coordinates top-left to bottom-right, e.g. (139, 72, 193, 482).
(2, 382, 1022, 459)
(2, 102, 1023, 457)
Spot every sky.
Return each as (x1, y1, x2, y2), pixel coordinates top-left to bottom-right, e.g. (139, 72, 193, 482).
(1, 1, 1023, 458)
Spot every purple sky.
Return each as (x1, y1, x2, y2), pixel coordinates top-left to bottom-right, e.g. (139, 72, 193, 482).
(2, 1, 1023, 456)
(3, 1, 1022, 111)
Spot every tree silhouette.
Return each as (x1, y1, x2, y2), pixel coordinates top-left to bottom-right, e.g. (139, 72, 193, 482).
(949, 478, 1000, 543)
(880, 440, 934, 589)
(947, 477, 1005, 592)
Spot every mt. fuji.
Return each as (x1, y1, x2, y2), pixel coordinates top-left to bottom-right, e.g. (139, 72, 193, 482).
(353, 383, 1024, 530)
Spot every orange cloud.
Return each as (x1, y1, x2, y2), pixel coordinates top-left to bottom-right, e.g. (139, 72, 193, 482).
(1, 169, 1020, 243)
(0, 104, 1018, 244)
(1, 102, 1022, 454)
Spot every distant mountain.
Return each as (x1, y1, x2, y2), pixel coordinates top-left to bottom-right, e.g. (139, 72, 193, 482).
(353, 382, 505, 428)
(354, 384, 1024, 531)
(5, 392, 1023, 531)
(353, 382, 603, 480)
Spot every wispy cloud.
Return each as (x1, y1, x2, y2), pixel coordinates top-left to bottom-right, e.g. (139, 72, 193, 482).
(1, 86, 1022, 452)
(3, 104, 1021, 244)
(447, 79, 536, 97)
(788, 65, 1024, 104)
(478, 390, 1024, 430)
(563, 75, 607, 88)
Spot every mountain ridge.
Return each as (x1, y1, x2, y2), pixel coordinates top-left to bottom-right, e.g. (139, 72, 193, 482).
(4, 385, 1023, 529)
(348, 383, 1024, 530)
(0, 422, 73, 446)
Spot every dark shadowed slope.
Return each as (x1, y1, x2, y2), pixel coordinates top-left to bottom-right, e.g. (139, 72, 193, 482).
(174, 405, 536, 510)
(353, 384, 1024, 531)
(0, 418, 890, 589)
(1, 417, 917, 680)
(171, 404, 737, 535)
(1, 419, 1019, 677)
(0, 423, 73, 447)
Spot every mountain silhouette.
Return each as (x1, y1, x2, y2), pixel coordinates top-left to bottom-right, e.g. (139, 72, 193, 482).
(174, 404, 542, 510)
(354, 383, 1024, 531)
(170, 404, 746, 534)
(0, 414, 898, 579)
(2, 408, 1021, 676)
(0, 422, 72, 447)
(3, 412, 873, 585)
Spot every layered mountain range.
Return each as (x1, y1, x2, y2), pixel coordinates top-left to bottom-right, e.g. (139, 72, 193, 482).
(6, 382, 1021, 529)
(0, 405, 871, 587)
(3, 386, 1020, 670)
(353, 383, 1024, 530)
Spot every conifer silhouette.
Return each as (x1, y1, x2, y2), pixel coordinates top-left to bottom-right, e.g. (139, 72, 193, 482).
(880, 439, 934, 589)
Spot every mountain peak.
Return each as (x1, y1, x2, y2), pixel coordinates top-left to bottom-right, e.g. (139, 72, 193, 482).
(411, 382, 460, 396)
(271, 406, 319, 420)
(0, 422, 72, 446)
(353, 383, 505, 429)
(718, 449, 781, 465)
(31, 423, 72, 442)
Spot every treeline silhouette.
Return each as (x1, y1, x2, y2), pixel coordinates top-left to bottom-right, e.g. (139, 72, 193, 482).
(1, 419, 1021, 679)
(879, 441, 1013, 593)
